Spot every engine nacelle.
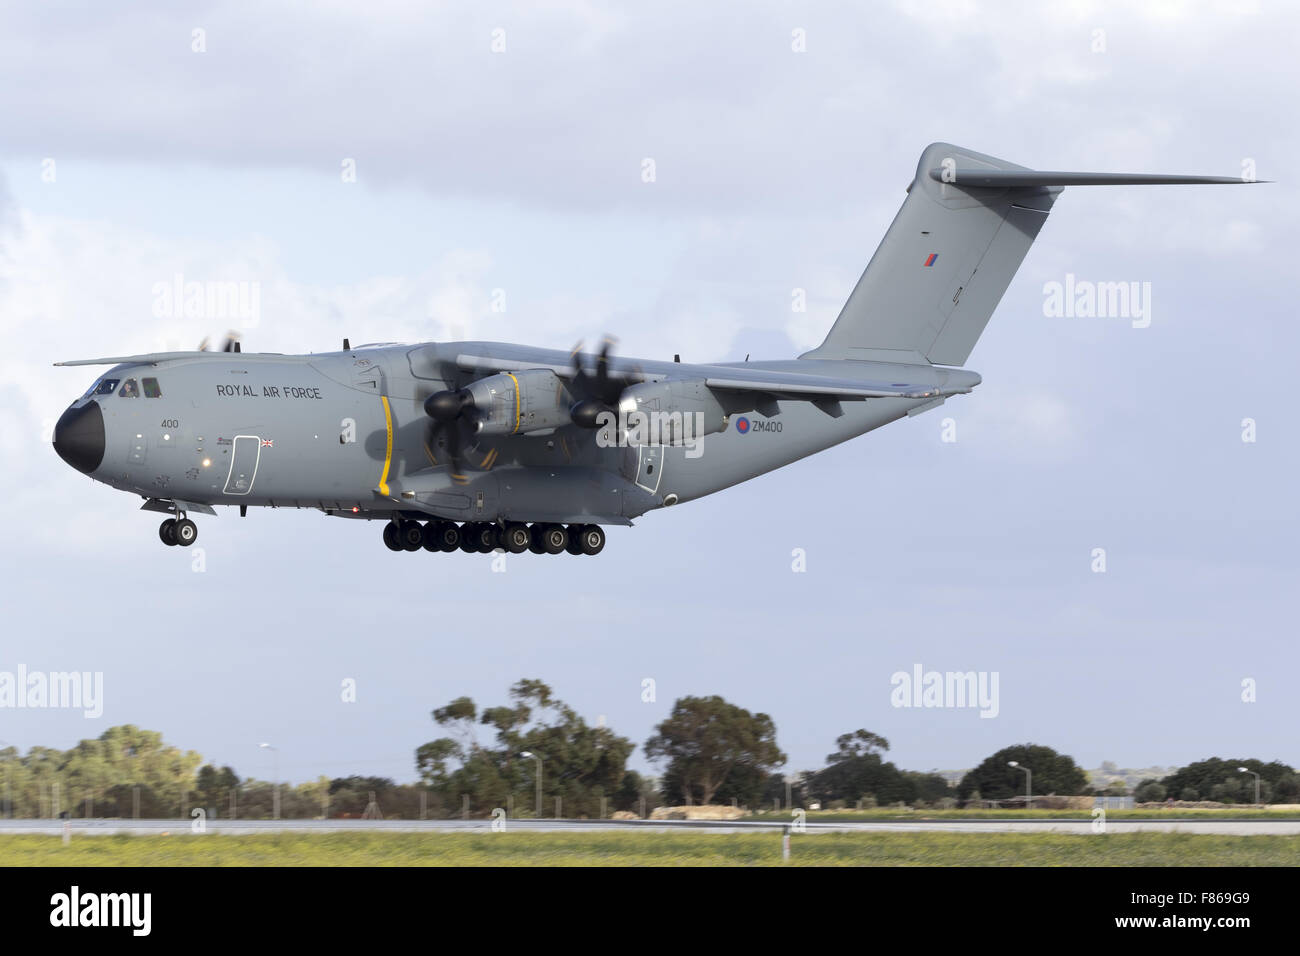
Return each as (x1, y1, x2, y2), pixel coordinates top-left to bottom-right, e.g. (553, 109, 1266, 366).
(466, 369, 572, 435)
(614, 379, 729, 445)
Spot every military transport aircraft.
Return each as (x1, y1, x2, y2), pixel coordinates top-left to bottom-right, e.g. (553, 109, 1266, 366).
(52, 143, 1260, 555)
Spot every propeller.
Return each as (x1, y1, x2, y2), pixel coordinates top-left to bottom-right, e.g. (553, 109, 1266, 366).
(198, 331, 242, 353)
(422, 386, 478, 477)
(568, 338, 631, 428)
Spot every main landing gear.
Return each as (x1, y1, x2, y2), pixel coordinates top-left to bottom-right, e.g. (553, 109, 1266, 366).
(383, 520, 605, 556)
(158, 516, 198, 547)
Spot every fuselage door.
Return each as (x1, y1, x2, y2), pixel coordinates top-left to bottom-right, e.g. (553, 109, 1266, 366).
(223, 435, 262, 495)
(634, 443, 663, 494)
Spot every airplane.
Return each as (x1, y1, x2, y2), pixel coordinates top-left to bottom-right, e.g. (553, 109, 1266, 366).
(51, 143, 1261, 555)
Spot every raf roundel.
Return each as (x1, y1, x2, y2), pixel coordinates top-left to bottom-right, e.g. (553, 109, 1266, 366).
(735, 416, 750, 434)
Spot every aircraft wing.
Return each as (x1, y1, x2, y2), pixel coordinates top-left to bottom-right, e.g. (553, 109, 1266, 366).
(700, 371, 969, 401)
(454, 351, 975, 403)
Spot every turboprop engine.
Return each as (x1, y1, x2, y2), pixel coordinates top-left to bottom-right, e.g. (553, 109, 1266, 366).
(425, 368, 575, 439)
(613, 379, 729, 445)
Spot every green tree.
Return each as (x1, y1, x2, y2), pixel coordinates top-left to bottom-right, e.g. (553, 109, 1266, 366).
(644, 695, 785, 806)
(416, 679, 635, 817)
(1133, 779, 1167, 803)
(1160, 758, 1294, 805)
(803, 730, 917, 806)
(957, 744, 1089, 801)
(195, 765, 240, 812)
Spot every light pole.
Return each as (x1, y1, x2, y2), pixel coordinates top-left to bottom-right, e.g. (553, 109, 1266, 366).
(1238, 767, 1261, 805)
(259, 743, 280, 819)
(1008, 761, 1032, 810)
(520, 751, 542, 818)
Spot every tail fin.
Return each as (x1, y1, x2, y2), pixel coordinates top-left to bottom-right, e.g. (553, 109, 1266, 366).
(802, 142, 1260, 367)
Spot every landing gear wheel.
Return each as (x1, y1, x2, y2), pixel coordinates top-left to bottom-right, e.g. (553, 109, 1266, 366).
(458, 523, 478, 553)
(502, 523, 531, 554)
(400, 520, 424, 551)
(527, 524, 546, 554)
(158, 519, 178, 547)
(578, 524, 605, 556)
(540, 523, 568, 555)
(421, 521, 441, 552)
(174, 518, 198, 547)
(472, 522, 499, 553)
(433, 521, 461, 553)
(382, 522, 403, 552)
(565, 527, 584, 555)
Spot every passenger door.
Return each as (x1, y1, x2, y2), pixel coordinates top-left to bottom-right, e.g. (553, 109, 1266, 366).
(223, 435, 262, 495)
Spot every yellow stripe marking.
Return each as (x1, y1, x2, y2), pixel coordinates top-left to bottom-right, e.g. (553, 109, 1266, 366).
(506, 371, 521, 434)
(378, 395, 394, 496)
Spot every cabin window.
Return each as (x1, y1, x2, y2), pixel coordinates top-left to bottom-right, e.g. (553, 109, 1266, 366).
(118, 378, 140, 398)
(142, 377, 162, 398)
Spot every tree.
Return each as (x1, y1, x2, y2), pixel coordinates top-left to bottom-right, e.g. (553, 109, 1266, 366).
(416, 679, 635, 817)
(803, 729, 919, 807)
(957, 744, 1089, 801)
(903, 771, 955, 806)
(645, 696, 785, 806)
(1159, 758, 1295, 805)
(1133, 779, 1166, 803)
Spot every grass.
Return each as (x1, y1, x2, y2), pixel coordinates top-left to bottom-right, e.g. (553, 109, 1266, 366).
(1, 831, 1297, 866)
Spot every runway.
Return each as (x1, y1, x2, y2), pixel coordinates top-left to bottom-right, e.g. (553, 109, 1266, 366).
(2, 818, 1297, 836)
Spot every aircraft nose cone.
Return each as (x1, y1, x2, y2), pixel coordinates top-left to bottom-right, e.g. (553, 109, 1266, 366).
(53, 400, 105, 474)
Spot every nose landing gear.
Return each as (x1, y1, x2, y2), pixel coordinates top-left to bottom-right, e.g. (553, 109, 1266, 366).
(158, 516, 198, 547)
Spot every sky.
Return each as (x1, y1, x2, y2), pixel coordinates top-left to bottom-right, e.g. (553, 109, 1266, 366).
(0, 0, 1295, 786)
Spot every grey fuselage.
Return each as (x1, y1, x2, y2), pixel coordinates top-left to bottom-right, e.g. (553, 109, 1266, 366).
(55, 341, 978, 526)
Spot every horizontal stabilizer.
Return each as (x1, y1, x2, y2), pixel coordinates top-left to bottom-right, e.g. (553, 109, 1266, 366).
(928, 168, 1263, 187)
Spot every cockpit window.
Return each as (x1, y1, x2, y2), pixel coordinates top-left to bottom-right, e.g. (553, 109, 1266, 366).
(142, 377, 162, 398)
(119, 378, 139, 398)
(89, 378, 119, 396)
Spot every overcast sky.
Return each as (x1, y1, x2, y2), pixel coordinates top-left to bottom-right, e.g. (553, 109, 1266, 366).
(1, 0, 1295, 786)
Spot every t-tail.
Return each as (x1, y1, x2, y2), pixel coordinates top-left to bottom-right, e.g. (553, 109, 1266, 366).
(800, 142, 1263, 368)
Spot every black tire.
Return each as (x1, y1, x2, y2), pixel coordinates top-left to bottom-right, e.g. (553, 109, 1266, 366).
(502, 523, 531, 554)
(174, 518, 198, 547)
(158, 519, 178, 547)
(578, 524, 606, 556)
(437, 521, 461, 552)
(565, 526, 584, 555)
(421, 521, 441, 552)
(527, 524, 546, 554)
(541, 523, 567, 555)
(473, 522, 499, 553)
(382, 522, 403, 552)
(458, 523, 478, 553)
(400, 520, 424, 551)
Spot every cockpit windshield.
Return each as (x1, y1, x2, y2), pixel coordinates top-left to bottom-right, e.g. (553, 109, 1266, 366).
(118, 378, 139, 398)
(86, 378, 120, 397)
